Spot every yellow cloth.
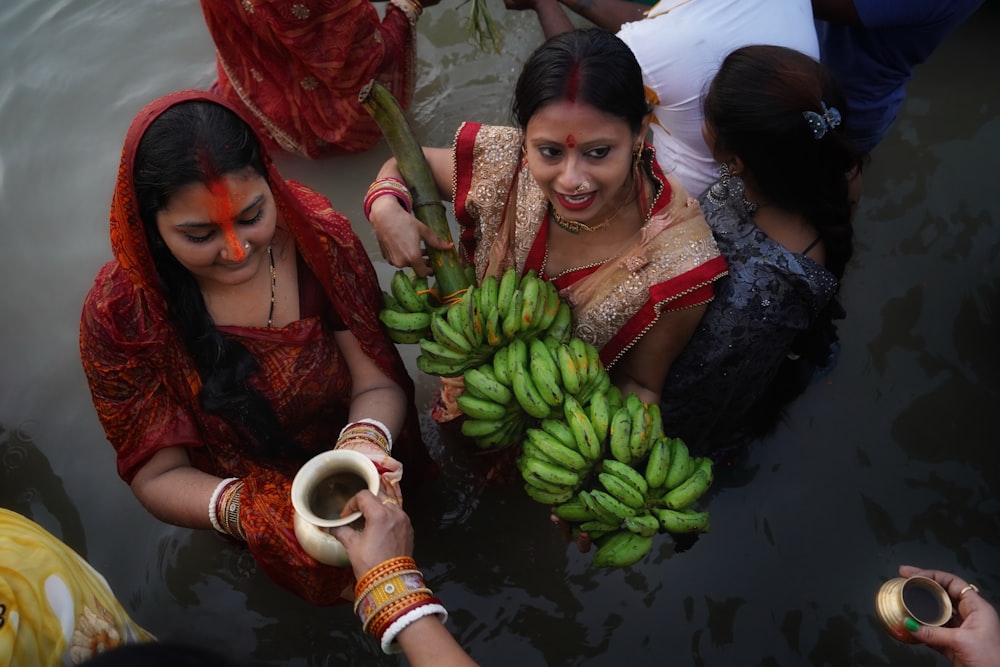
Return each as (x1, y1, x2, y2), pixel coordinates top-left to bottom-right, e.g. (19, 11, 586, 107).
(0, 508, 153, 666)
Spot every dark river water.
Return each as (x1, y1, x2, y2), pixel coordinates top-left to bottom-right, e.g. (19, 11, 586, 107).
(1, 1, 998, 665)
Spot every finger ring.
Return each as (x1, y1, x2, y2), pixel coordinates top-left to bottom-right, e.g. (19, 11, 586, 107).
(382, 498, 398, 506)
(960, 584, 980, 598)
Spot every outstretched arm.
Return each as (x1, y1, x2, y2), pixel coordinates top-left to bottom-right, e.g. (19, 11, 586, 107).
(332, 491, 479, 666)
(559, 0, 647, 32)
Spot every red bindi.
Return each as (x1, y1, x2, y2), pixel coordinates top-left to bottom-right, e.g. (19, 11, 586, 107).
(566, 134, 576, 148)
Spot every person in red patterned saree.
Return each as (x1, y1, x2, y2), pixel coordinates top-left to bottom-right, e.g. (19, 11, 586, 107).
(198, 0, 432, 157)
(79, 90, 432, 605)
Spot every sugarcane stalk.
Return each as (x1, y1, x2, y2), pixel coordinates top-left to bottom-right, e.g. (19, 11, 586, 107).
(359, 80, 472, 301)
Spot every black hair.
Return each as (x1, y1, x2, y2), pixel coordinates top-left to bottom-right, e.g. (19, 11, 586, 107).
(511, 28, 650, 135)
(133, 101, 293, 456)
(703, 45, 865, 442)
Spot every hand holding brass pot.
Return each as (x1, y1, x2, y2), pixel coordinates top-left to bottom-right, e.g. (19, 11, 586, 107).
(876, 575, 954, 643)
(291, 449, 381, 567)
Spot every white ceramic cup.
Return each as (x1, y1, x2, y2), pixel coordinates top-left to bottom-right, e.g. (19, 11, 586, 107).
(291, 449, 381, 566)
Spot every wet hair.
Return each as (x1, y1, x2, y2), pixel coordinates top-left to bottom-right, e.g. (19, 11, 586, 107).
(82, 641, 241, 667)
(133, 101, 292, 456)
(511, 28, 650, 135)
(702, 45, 864, 441)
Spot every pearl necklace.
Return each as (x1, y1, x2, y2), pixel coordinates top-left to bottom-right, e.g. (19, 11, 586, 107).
(266, 245, 276, 328)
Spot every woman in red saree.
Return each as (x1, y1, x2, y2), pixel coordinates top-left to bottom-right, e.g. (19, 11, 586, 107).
(79, 90, 432, 605)
(199, 0, 431, 157)
(366, 30, 727, 419)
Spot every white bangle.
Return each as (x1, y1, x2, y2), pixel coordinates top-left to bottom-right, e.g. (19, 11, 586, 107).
(339, 418, 394, 453)
(380, 602, 449, 654)
(208, 477, 238, 534)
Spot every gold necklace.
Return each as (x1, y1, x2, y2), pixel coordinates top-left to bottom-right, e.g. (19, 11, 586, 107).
(551, 192, 636, 234)
(266, 245, 276, 328)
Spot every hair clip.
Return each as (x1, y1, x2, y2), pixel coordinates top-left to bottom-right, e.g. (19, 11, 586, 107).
(802, 102, 842, 140)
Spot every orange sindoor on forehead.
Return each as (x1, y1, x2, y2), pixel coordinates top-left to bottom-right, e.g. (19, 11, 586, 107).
(566, 134, 576, 148)
(207, 177, 246, 261)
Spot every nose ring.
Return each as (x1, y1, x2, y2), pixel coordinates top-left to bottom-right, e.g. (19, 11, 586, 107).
(574, 181, 591, 194)
(242, 241, 251, 251)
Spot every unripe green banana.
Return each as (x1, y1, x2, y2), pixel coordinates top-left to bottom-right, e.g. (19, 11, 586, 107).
(493, 345, 512, 386)
(661, 469, 711, 510)
(478, 273, 499, 313)
(568, 337, 590, 385)
(578, 341, 606, 400)
(540, 418, 577, 451)
(623, 513, 660, 537)
(521, 455, 581, 488)
(461, 416, 507, 439)
(601, 459, 649, 497)
(643, 437, 672, 491)
(485, 307, 503, 347)
(579, 489, 622, 525)
(473, 413, 524, 449)
(654, 507, 711, 534)
(552, 498, 596, 522)
(529, 278, 551, 335)
(580, 519, 623, 534)
(456, 393, 508, 421)
(379, 308, 432, 333)
(522, 464, 577, 495)
(589, 489, 638, 521)
(545, 300, 574, 343)
(529, 338, 565, 407)
(526, 427, 589, 474)
(467, 290, 485, 350)
(519, 272, 541, 332)
(608, 406, 634, 465)
(386, 328, 426, 344)
(556, 344, 582, 396)
(430, 311, 473, 353)
(496, 266, 518, 315)
(419, 338, 470, 363)
(390, 269, 425, 313)
(382, 291, 402, 312)
(521, 438, 557, 466)
(663, 437, 694, 489)
(598, 472, 646, 510)
(606, 384, 624, 415)
(512, 362, 552, 419)
(534, 281, 561, 333)
(592, 530, 654, 568)
(463, 367, 513, 405)
(628, 401, 654, 462)
(588, 391, 611, 445)
(415, 354, 467, 377)
(563, 395, 602, 461)
(523, 483, 574, 505)
(502, 289, 523, 340)
(453, 287, 479, 349)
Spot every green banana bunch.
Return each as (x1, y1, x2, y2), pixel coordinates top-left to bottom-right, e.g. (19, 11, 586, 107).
(379, 269, 439, 343)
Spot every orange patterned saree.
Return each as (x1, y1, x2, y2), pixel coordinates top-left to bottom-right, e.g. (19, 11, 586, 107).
(79, 90, 431, 605)
(199, 0, 417, 157)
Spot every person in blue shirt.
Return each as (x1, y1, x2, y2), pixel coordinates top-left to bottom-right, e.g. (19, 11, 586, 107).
(812, 0, 986, 154)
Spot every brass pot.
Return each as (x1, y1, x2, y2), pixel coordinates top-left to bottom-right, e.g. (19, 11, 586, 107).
(875, 575, 953, 643)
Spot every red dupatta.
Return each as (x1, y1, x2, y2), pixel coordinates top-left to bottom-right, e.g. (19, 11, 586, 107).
(200, 0, 417, 157)
(81, 90, 430, 604)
